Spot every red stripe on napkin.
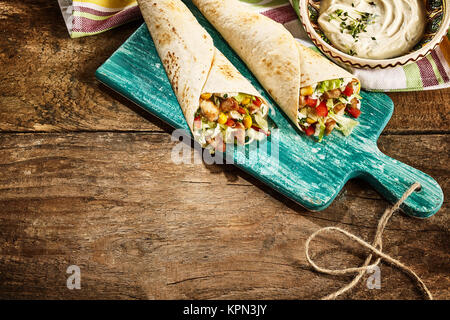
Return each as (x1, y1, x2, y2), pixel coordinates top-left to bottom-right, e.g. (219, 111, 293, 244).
(430, 50, 449, 82)
(72, 6, 141, 33)
(261, 4, 298, 24)
(416, 57, 439, 87)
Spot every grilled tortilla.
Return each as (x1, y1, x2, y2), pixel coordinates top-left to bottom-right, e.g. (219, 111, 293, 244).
(138, 0, 270, 151)
(192, 0, 362, 140)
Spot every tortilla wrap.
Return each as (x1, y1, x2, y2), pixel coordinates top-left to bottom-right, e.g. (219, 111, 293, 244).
(296, 42, 355, 88)
(192, 0, 359, 129)
(138, 0, 267, 134)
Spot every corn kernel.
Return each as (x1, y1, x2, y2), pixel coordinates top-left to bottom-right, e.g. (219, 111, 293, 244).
(243, 115, 252, 129)
(242, 97, 251, 105)
(306, 117, 317, 124)
(300, 86, 314, 96)
(218, 112, 228, 125)
(201, 93, 212, 100)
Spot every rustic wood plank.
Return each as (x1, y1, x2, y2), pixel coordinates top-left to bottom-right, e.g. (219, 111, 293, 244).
(385, 90, 450, 134)
(0, 132, 447, 299)
(0, 0, 448, 301)
(0, 0, 449, 134)
(0, 1, 158, 132)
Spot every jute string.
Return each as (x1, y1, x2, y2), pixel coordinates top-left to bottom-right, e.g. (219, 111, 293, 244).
(305, 182, 433, 300)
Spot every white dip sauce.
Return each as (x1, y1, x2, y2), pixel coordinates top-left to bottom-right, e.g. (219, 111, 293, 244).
(318, 0, 426, 59)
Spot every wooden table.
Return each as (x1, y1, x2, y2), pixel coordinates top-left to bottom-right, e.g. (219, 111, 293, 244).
(0, 1, 448, 300)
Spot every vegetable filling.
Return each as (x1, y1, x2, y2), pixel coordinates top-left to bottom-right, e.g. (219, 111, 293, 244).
(298, 78, 362, 141)
(193, 93, 270, 152)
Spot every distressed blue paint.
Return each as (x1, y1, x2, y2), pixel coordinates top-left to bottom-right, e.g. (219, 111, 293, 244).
(95, 1, 443, 218)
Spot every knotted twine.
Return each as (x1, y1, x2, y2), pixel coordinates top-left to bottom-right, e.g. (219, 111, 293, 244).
(305, 182, 433, 300)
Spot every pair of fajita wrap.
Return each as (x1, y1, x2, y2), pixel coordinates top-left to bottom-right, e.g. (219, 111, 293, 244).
(137, 0, 271, 152)
(192, 0, 363, 141)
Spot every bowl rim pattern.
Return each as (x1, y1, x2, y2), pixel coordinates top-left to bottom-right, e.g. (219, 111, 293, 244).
(298, 0, 450, 69)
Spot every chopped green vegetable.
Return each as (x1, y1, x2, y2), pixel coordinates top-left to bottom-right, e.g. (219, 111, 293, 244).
(234, 93, 251, 104)
(317, 119, 326, 142)
(316, 79, 344, 94)
(326, 99, 334, 109)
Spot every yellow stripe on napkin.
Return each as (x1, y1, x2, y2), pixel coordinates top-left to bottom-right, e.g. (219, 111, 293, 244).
(75, 0, 136, 9)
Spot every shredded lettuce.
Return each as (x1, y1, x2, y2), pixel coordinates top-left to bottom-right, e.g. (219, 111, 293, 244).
(326, 99, 334, 109)
(338, 96, 348, 104)
(330, 114, 359, 136)
(254, 112, 268, 131)
(317, 119, 326, 142)
(315, 79, 344, 94)
(246, 128, 266, 144)
(224, 127, 236, 143)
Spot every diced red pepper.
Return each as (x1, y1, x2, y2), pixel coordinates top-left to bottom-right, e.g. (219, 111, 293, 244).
(304, 125, 315, 136)
(343, 84, 354, 97)
(305, 97, 318, 108)
(347, 107, 361, 118)
(194, 116, 202, 129)
(253, 97, 262, 107)
(226, 118, 235, 127)
(251, 125, 270, 136)
(315, 101, 328, 117)
(237, 107, 247, 115)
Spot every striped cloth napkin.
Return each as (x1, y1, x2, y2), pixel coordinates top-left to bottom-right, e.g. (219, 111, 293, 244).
(58, 0, 450, 91)
(57, 0, 140, 38)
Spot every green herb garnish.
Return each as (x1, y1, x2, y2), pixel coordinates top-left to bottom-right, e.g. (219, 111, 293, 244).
(329, 9, 376, 40)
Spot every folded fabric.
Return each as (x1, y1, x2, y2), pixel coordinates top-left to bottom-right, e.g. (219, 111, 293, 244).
(58, 0, 450, 91)
(57, 0, 140, 38)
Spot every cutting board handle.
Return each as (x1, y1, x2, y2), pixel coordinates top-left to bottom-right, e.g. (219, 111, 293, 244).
(356, 149, 443, 218)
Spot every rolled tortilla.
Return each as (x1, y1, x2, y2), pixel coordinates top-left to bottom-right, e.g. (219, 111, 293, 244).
(192, 0, 362, 140)
(138, 0, 270, 151)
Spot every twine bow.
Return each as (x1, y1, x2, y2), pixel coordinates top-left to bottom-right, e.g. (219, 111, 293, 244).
(305, 182, 433, 300)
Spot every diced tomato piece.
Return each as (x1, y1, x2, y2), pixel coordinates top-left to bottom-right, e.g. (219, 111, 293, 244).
(347, 107, 361, 118)
(343, 84, 354, 97)
(305, 125, 315, 136)
(253, 97, 262, 107)
(305, 97, 318, 108)
(315, 101, 328, 117)
(226, 118, 235, 127)
(237, 107, 247, 115)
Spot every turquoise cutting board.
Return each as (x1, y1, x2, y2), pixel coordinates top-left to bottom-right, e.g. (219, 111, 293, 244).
(95, 1, 443, 218)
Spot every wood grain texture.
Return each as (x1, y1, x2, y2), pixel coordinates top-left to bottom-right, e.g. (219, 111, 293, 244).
(0, 0, 156, 132)
(0, 133, 448, 299)
(0, 0, 448, 300)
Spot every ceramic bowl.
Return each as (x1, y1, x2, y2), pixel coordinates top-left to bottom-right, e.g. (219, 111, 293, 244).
(298, 0, 450, 69)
